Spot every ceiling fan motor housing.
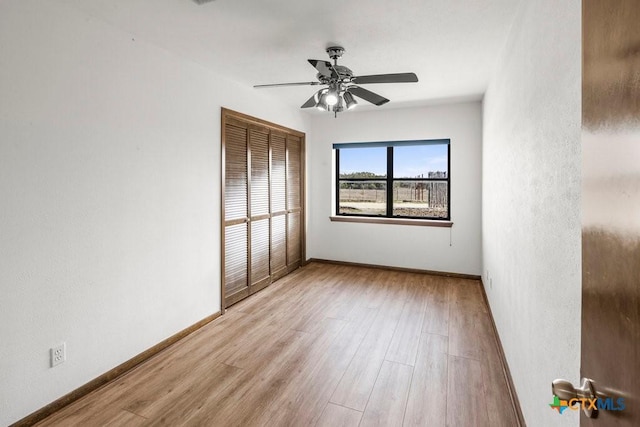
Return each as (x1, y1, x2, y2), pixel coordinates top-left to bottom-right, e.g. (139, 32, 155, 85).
(334, 65, 353, 79)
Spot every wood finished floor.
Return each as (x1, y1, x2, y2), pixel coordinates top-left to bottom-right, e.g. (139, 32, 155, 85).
(37, 263, 518, 427)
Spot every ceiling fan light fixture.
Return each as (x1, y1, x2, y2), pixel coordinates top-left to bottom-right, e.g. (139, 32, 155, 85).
(343, 91, 358, 110)
(316, 92, 330, 111)
(324, 91, 339, 106)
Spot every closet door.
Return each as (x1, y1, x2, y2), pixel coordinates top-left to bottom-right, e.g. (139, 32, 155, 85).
(286, 135, 302, 271)
(270, 132, 288, 281)
(222, 109, 304, 310)
(249, 127, 271, 294)
(223, 122, 249, 305)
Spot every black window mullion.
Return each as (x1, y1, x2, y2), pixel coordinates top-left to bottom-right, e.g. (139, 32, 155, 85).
(386, 146, 393, 217)
(385, 177, 446, 182)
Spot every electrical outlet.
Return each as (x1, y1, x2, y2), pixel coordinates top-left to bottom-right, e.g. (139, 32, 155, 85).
(51, 343, 66, 367)
(490, 277, 493, 289)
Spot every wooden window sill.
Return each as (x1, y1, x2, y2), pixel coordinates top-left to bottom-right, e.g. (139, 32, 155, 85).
(330, 216, 453, 227)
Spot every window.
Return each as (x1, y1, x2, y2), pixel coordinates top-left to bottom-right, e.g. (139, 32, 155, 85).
(334, 140, 450, 221)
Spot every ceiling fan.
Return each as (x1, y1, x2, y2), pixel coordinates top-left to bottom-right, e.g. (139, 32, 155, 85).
(254, 46, 419, 117)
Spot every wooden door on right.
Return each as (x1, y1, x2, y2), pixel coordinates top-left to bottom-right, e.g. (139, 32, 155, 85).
(581, 1, 639, 425)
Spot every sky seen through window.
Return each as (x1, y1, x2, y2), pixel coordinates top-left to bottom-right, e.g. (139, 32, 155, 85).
(339, 145, 448, 178)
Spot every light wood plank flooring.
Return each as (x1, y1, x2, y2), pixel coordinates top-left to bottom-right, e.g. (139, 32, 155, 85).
(37, 262, 518, 427)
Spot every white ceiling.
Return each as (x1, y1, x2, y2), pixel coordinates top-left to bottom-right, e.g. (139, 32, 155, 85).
(61, 0, 522, 113)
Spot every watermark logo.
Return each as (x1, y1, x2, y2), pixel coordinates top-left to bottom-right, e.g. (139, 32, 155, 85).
(549, 395, 625, 414)
(549, 396, 570, 414)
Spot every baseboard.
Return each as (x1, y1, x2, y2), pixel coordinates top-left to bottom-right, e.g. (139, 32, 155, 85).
(11, 312, 221, 427)
(479, 280, 527, 427)
(308, 258, 481, 281)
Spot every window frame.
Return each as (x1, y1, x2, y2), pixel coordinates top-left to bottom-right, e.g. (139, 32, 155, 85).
(334, 139, 451, 221)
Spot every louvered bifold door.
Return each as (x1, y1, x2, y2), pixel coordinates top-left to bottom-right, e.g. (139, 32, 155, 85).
(270, 132, 288, 281)
(286, 135, 302, 271)
(249, 127, 271, 294)
(222, 109, 304, 309)
(224, 123, 249, 306)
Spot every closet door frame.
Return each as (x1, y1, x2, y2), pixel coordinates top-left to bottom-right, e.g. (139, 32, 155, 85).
(220, 108, 306, 314)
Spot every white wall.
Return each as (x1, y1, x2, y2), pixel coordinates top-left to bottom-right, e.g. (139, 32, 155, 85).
(482, 1, 581, 426)
(0, 1, 307, 424)
(307, 102, 482, 276)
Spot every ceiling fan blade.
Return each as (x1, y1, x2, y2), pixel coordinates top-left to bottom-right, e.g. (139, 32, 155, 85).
(254, 81, 320, 88)
(308, 59, 337, 79)
(349, 86, 390, 106)
(352, 73, 418, 84)
(301, 91, 320, 108)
